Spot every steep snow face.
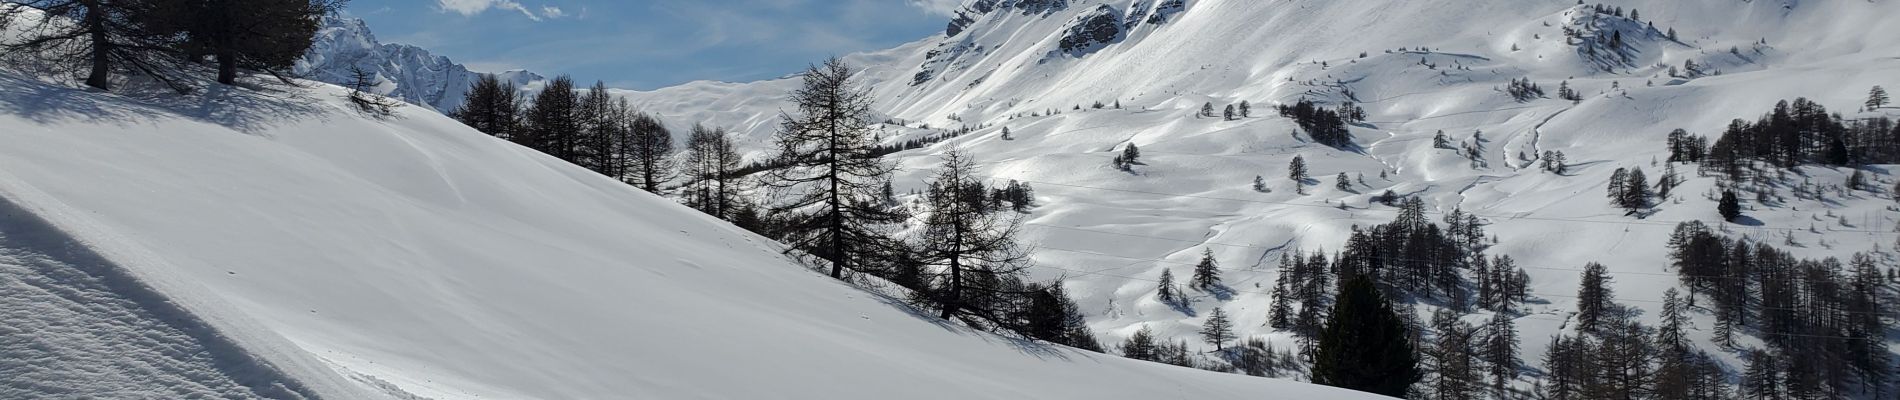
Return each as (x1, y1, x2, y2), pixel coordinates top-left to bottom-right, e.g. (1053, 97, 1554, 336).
(0, 70, 1381, 399)
(618, 0, 1900, 389)
(295, 17, 542, 112)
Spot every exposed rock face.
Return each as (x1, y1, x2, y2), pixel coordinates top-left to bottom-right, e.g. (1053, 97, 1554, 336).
(1058, 5, 1123, 55)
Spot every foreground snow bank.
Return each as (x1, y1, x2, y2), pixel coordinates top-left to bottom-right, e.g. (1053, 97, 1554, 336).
(0, 71, 1376, 399)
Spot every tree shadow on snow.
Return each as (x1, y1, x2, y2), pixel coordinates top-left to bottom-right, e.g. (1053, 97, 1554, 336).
(859, 283, 1077, 362)
(0, 70, 326, 136)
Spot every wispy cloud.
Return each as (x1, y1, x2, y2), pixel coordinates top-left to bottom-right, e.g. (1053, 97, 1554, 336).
(436, 0, 542, 21)
(905, 0, 962, 17)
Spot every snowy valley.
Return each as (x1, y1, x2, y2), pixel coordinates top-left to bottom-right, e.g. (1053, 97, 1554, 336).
(3, 0, 1900, 399)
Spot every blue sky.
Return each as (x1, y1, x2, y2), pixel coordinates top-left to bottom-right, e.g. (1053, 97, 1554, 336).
(344, 0, 959, 90)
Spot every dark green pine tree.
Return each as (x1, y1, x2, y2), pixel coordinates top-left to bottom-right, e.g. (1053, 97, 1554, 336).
(1311, 275, 1421, 397)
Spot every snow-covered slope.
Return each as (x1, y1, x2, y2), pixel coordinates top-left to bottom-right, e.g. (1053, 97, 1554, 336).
(0, 70, 1379, 399)
(618, 0, 1900, 390)
(296, 17, 544, 112)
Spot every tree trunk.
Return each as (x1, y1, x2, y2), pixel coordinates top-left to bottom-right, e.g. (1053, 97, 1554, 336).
(84, 3, 110, 90)
(217, 47, 238, 85)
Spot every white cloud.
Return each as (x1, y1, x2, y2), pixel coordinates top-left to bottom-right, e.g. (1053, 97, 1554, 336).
(436, 0, 543, 21)
(905, 0, 962, 17)
(540, 6, 566, 19)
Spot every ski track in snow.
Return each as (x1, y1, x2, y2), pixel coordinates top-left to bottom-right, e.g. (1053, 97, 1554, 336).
(0, 195, 315, 400)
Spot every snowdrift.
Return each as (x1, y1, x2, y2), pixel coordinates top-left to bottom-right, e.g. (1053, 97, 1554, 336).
(0, 71, 1379, 399)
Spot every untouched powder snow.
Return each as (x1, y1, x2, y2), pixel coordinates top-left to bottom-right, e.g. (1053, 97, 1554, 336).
(0, 70, 1380, 399)
(0, 195, 318, 399)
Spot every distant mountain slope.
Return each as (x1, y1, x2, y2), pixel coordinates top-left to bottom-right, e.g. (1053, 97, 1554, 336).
(295, 17, 543, 112)
(0, 68, 1380, 399)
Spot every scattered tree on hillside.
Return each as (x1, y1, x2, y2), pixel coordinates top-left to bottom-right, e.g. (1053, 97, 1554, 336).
(1336, 173, 1352, 192)
(1238, 100, 1252, 117)
(1278, 100, 1353, 147)
(1113, 143, 1141, 171)
(1718, 190, 1741, 222)
(1870, 86, 1890, 110)
(1253, 175, 1268, 192)
(1541, 151, 1569, 174)
(1201, 307, 1236, 351)
(1201, 102, 1215, 118)
(1001, 126, 1013, 140)
(1190, 248, 1221, 291)
(1506, 78, 1544, 102)
(1157, 269, 1181, 305)
(1223, 104, 1237, 121)
(1289, 156, 1309, 194)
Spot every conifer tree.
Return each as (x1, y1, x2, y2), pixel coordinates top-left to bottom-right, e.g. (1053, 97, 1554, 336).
(576, 80, 618, 174)
(522, 75, 579, 157)
(454, 74, 520, 139)
(1427, 309, 1479, 400)
(1336, 173, 1352, 191)
(1269, 276, 1295, 330)
(765, 58, 905, 279)
(1190, 248, 1221, 291)
(1575, 262, 1615, 334)
(1311, 275, 1420, 397)
(1201, 102, 1215, 118)
(1120, 325, 1160, 361)
(1238, 100, 1252, 117)
(1869, 86, 1890, 110)
(1289, 155, 1309, 189)
(1201, 307, 1235, 351)
(1620, 167, 1650, 213)
(1719, 190, 1742, 222)
(1223, 104, 1236, 120)
(1157, 269, 1180, 304)
(1483, 312, 1519, 394)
